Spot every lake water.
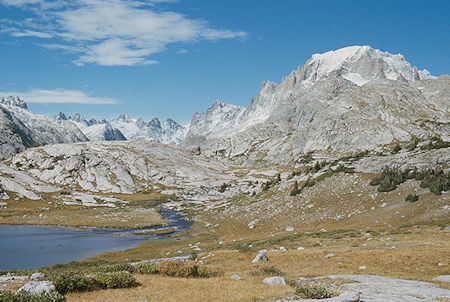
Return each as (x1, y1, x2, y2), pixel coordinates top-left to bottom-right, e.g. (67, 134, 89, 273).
(0, 206, 191, 270)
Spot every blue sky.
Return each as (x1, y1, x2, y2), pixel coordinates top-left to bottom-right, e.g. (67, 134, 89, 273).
(0, 0, 449, 123)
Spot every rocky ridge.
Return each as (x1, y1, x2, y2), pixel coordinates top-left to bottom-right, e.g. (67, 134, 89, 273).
(0, 96, 87, 159)
(184, 46, 448, 164)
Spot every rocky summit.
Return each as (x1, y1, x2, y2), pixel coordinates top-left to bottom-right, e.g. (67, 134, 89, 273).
(185, 45, 447, 164)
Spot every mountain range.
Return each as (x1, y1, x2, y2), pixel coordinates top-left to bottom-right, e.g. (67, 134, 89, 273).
(0, 45, 448, 161)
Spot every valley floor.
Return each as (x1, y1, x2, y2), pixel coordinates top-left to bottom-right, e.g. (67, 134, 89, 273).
(67, 224, 450, 301)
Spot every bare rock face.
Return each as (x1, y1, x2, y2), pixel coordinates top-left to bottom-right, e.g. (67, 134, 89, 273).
(16, 281, 56, 295)
(0, 96, 88, 159)
(8, 140, 232, 194)
(263, 276, 286, 286)
(183, 46, 448, 164)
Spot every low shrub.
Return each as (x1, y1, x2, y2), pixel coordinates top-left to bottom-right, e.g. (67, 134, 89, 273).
(370, 167, 408, 192)
(415, 169, 450, 195)
(52, 274, 93, 294)
(95, 263, 135, 274)
(91, 271, 137, 289)
(156, 261, 219, 278)
(290, 181, 300, 196)
(250, 266, 285, 276)
(295, 285, 333, 299)
(133, 263, 158, 274)
(52, 271, 137, 294)
(218, 183, 228, 193)
(0, 291, 66, 302)
(405, 194, 419, 202)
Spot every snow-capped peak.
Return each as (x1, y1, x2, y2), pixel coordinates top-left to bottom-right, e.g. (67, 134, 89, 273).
(0, 96, 28, 109)
(300, 45, 434, 86)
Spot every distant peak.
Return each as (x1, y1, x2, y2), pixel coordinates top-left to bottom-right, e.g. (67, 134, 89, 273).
(116, 113, 132, 123)
(300, 45, 434, 86)
(69, 113, 86, 123)
(0, 96, 28, 109)
(56, 112, 67, 120)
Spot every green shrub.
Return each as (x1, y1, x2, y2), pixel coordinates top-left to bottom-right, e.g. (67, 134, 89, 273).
(405, 194, 419, 202)
(370, 167, 408, 192)
(133, 263, 158, 274)
(295, 285, 333, 299)
(290, 181, 300, 196)
(370, 167, 449, 195)
(0, 291, 66, 302)
(218, 183, 228, 193)
(250, 266, 285, 276)
(91, 271, 137, 289)
(52, 274, 93, 294)
(415, 169, 450, 195)
(95, 263, 135, 274)
(155, 261, 218, 278)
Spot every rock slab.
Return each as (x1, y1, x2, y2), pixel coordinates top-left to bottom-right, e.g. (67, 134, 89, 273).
(16, 281, 55, 295)
(252, 249, 268, 263)
(263, 277, 286, 286)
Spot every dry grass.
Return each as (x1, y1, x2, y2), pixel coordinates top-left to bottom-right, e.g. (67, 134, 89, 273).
(0, 192, 169, 228)
(73, 225, 450, 301)
(67, 274, 291, 302)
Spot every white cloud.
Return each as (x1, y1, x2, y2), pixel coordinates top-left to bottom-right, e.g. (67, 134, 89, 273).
(0, 89, 118, 104)
(0, 0, 41, 6)
(11, 29, 52, 38)
(1, 0, 248, 66)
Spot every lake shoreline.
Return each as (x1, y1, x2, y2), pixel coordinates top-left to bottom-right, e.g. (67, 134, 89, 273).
(0, 206, 192, 270)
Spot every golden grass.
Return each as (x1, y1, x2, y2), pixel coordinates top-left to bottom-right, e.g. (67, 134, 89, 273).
(73, 225, 450, 301)
(0, 201, 165, 228)
(0, 192, 170, 228)
(67, 274, 292, 302)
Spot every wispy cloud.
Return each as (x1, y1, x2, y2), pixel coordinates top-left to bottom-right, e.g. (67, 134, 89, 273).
(1, 0, 247, 66)
(0, 0, 42, 6)
(0, 89, 118, 104)
(11, 29, 52, 38)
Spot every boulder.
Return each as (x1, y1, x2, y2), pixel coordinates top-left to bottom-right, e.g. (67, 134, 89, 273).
(338, 291, 360, 302)
(252, 249, 268, 263)
(30, 272, 46, 280)
(230, 274, 242, 280)
(263, 276, 286, 286)
(16, 281, 55, 295)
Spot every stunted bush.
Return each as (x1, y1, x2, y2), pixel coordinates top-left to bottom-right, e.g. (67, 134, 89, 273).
(416, 169, 450, 195)
(91, 271, 137, 289)
(156, 261, 219, 278)
(370, 167, 449, 195)
(405, 194, 419, 202)
(296, 285, 333, 299)
(52, 274, 92, 294)
(370, 167, 408, 192)
(52, 271, 137, 294)
(290, 181, 300, 196)
(95, 263, 135, 274)
(133, 263, 158, 274)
